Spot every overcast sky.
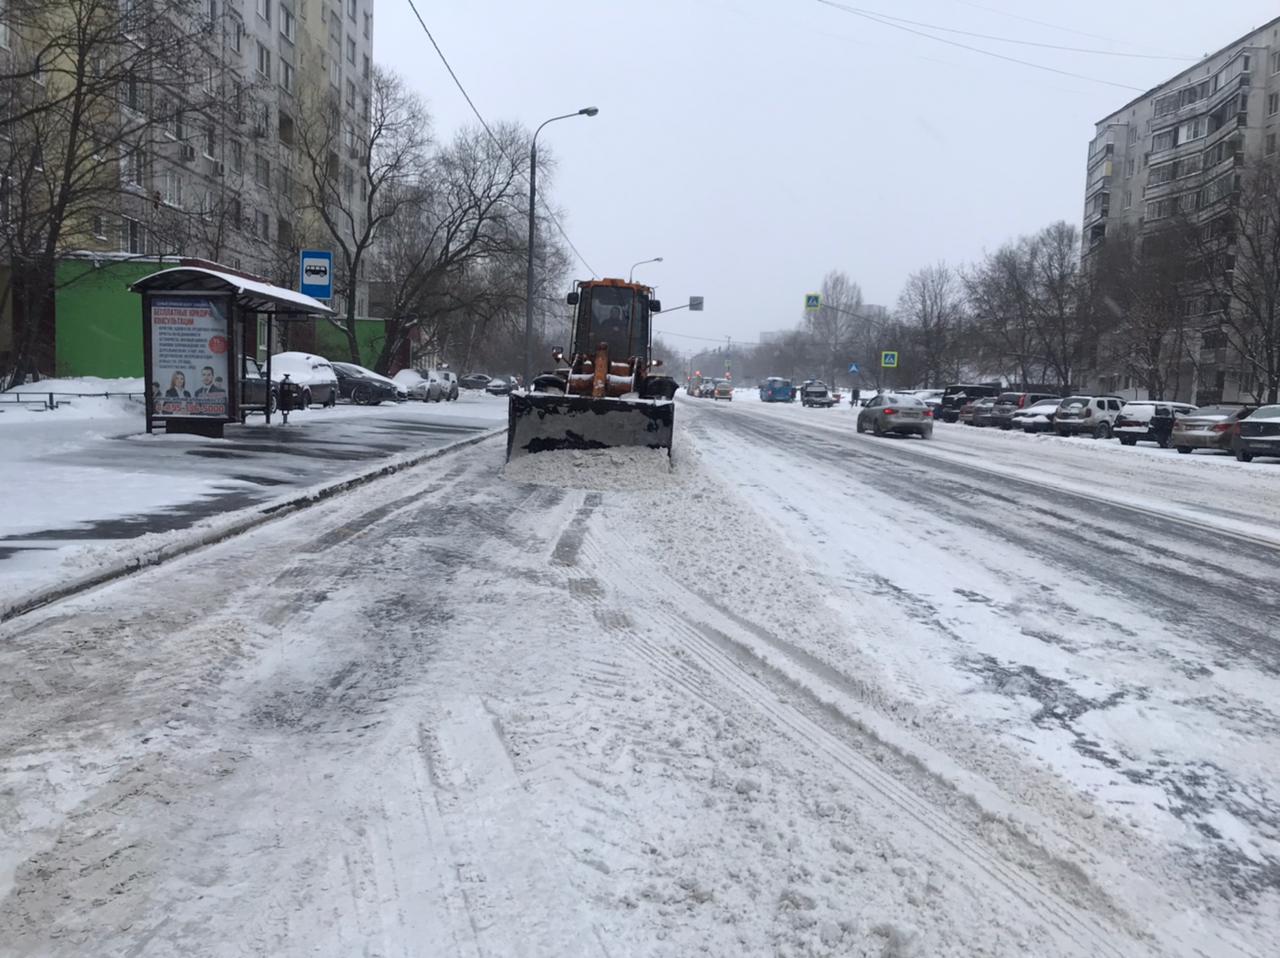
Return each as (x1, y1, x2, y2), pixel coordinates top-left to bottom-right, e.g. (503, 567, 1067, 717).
(375, 0, 1279, 350)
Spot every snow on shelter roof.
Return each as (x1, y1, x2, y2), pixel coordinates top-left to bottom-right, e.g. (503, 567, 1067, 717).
(130, 266, 334, 317)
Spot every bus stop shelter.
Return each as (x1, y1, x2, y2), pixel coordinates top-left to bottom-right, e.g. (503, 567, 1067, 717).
(131, 262, 334, 437)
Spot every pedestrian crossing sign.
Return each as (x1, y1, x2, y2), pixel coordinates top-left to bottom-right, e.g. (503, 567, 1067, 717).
(881, 351, 899, 368)
(804, 293, 821, 311)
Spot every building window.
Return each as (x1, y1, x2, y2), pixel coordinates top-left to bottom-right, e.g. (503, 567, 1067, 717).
(343, 165, 354, 196)
(1269, 92, 1280, 116)
(329, 57, 340, 89)
(1126, 157, 1135, 177)
(121, 146, 144, 187)
(257, 210, 271, 239)
(347, 36, 355, 63)
(203, 123, 216, 156)
(231, 140, 243, 172)
(123, 72, 142, 112)
(123, 217, 145, 254)
(281, 4, 295, 41)
(363, 10, 370, 38)
(255, 153, 270, 187)
(1123, 190, 1132, 210)
(360, 94, 369, 119)
(280, 59, 294, 93)
(256, 0, 270, 25)
(347, 0, 356, 21)
(231, 15, 244, 52)
(257, 41, 271, 78)
(345, 78, 355, 109)
(0, 1, 10, 50)
(1272, 51, 1280, 75)
(160, 168, 183, 206)
(1268, 133, 1278, 155)
(362, 53, 369, 80)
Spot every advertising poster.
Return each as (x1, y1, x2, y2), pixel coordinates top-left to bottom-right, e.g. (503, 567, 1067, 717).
(150, 296, 231, 418)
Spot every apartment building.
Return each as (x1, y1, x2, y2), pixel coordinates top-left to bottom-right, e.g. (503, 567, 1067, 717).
(1081, 14, 1280, 405)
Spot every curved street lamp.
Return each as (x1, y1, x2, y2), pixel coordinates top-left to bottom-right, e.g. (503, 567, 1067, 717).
(524, 106, 599, 387)
(629, 257, 663, 283)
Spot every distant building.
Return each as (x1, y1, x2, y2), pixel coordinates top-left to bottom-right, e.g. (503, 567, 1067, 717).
(1082, 14, 1280, 404)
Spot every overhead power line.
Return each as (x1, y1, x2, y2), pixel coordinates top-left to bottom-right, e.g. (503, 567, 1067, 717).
(945, 0, 1191, 57)
(820, 2, 1193, 60)
(813, 0, 1147, 91)
(402, 0, 598, 277)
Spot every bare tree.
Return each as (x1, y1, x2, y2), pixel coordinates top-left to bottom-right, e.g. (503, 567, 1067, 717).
(897, 262, 964, 388)
(1185, 150, 1280, 402)
(294, 66, 431, 364)
(1, 0, 231, 386)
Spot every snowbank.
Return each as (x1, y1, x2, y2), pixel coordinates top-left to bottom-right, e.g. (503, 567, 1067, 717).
(1, 377, 145, 423)
(501, 445, 677, 489)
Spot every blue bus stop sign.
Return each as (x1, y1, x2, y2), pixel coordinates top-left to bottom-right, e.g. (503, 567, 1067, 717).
(848, 362, 860, 374)
(299, 250, 333, 300)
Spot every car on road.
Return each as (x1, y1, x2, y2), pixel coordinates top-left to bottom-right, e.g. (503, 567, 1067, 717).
(713, 380, 734, 401)
(1010, 398, 1061, 433)
(960, 396, 998, 426)
(759, 377, 795, 402)
(988, 391, 1059, 429)
(393, 369, 442, 402)
(485, 377, 514, 396)
(1233, 405, 1280, 461)
(800, 380, 836, 407)
(857, 394, 933, 438)
(1172, 404, 1259, 455)
(268, 352, 338, 408)
(1053, 395, 1125, 438)
(1113, 401, 1197, 447)
(332, 362, 400, 405)
(939, 383, 1002, 423)
(460, 373, 491, 390)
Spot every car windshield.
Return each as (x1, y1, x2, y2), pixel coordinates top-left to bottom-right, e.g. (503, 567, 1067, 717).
(1249, 406, 1280, 419)
(1189, 406, 1236, 418)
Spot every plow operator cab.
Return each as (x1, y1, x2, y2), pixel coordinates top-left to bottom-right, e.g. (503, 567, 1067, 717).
(507, 278, 680, 459)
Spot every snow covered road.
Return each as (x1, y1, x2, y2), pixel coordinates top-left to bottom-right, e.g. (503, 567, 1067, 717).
(0, 399, 1276, 955)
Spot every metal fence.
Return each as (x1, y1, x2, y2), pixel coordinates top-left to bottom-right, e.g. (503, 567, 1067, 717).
(0, 390, 147, 411)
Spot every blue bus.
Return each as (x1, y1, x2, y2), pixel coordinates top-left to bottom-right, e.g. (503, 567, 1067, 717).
(759, 377, 795, 402)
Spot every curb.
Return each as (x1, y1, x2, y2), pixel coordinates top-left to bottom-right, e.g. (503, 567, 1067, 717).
(0, 426, 504, 625)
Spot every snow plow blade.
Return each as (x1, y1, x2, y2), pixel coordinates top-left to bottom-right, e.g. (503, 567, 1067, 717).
(507, 393, 674, 460)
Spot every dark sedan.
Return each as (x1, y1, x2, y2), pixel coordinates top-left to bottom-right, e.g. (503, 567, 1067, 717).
(1234, 405, 1280, 462)
(485, 377, 514, 396)
(332, 362, 399, 405)
(460, 373, 492, 390)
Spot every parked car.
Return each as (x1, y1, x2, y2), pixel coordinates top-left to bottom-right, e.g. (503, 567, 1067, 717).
(857, 394, 933, 439)
(268, 352, 338, 408)
(485, 377, 514, 396)
(759, 377, 795, 402)
(393, 369, 442, 402)
(1233, 405, 1280, 462)
(1172, 404, 1259, 455)
(238, 357, 277, 421)
(939, 383, 1002, 423)
(697, 380, 717, 398)
(332, 362, 399, 405)
(800, 380, 835, 407)
(1054, 395, 1125, 438)
(910, 389, 945, 417)
(988, 392, 1059, 429)
(1114, 401, 1197, 447)
(460, 373, 492, 390)
(960, 396, 998, 426)
(713, 380, 734, 401)
(430, 369, 460, 401)
(1011, 398, 1061, 433)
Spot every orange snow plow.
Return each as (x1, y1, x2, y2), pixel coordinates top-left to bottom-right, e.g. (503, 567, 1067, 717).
(507, 279, 678, 459)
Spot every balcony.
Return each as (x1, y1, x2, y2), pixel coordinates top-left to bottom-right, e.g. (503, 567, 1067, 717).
(1085, 173, 1112, 200)
(1087, 141, 1115, 172)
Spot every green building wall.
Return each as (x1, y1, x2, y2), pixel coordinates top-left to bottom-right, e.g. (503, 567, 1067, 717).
(314, 318, 388, 369)
(53, 259, 162, 378)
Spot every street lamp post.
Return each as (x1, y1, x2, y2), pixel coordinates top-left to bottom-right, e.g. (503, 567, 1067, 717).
(628, 257, 663, 283)
(524, 106, 598, 388)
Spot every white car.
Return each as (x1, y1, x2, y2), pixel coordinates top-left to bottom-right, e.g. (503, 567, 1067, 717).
(1053, 395, 1126, 438)
(426, 369, 459, 401)
(393, 369, 440, 402)
(268, 352, 338, 408)
(1011, 398, 1062, 433)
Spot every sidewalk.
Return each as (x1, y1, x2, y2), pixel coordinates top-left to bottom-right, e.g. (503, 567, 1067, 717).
(0, 379, 507, 612)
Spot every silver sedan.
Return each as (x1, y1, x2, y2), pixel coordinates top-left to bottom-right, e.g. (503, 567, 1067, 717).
(856, 394, 934, 438)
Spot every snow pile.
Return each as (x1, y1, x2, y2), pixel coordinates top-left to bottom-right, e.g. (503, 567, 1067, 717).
(502, 445, 676, 489)
(1, 377, 145, 422)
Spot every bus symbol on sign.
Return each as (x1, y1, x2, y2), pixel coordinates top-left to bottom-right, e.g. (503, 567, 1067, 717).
(299, 250, 333, 300)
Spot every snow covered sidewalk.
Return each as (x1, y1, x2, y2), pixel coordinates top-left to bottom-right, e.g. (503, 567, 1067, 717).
(0, 380, 507, 617)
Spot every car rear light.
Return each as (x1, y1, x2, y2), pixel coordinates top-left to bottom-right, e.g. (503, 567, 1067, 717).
(882, 408, 898, 415)
(923, 408, 933, 418)
(1212, 422, 1233, 432)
